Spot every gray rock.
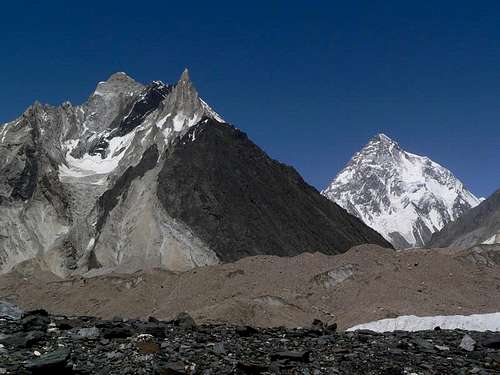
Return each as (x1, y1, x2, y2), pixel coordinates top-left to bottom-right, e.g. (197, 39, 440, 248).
(459, 334, 476, 352)
(174, 312, 196, 330)
(212, 342, 226, 354)
(75, 327, 100, 339)
(312, 265, 354, 289)
(159, 361, 186, 374)
(26, 348, 70, 370)
(0, 301, 23, 320)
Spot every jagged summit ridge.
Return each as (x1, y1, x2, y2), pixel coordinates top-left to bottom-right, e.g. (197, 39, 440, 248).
(322, 134, 481, 248)
(0, 70, 225, 276)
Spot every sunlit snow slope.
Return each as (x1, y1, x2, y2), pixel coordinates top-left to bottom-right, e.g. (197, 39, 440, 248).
(323, 134, 481, 248)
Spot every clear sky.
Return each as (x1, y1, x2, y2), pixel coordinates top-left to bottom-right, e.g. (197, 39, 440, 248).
(1, 1, 498, 197)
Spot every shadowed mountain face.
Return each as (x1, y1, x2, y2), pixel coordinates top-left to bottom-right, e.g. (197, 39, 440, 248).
(157, 119, 392, 262)
(0, 70, 390, 277)
(428, 189, 500, 249)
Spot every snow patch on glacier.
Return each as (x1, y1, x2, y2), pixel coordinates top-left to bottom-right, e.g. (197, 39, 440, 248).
(347, 312, 500, 332)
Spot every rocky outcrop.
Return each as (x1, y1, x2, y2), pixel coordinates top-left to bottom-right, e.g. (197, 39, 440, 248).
(428, 189, 500, 249)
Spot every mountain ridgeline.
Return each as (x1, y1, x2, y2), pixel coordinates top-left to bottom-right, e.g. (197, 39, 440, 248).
(428, 188, 500, 249)
(322, 134, 481, 249)
(0, 70, 391, 277)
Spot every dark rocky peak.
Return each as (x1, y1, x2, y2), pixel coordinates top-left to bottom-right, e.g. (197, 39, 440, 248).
(147, 80, 172, 96)
(157, 118, 391, 262)
(111, 81, 173, 137)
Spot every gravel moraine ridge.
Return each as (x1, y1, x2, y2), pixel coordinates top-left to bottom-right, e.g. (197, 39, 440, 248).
(1, 310, 500, 374)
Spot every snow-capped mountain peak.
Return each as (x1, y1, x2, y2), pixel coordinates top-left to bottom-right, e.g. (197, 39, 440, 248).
(322, 134, 481, 248)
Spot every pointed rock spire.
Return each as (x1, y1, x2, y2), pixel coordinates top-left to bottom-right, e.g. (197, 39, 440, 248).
(179, 68, 191, 83)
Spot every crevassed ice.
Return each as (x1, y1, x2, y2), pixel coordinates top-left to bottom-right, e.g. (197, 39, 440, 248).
(347, 312, 500, 332)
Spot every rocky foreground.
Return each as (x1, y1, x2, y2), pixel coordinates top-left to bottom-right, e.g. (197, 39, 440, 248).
(1, 309, 500, 374)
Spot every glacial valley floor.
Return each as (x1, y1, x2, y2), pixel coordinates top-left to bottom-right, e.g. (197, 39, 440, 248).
(1, 244, 499, 329)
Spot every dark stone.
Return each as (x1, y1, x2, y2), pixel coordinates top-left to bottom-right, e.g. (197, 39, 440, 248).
(113, 82, 172, 137)
(382, 366, 403, 375)
(148, 316, 160, 323)
(0, 330, 45, 348)
(23, 309, 49, 317)
(327, 322, 338, 332)
(156, 361, 187, 374)
(56, 318, 81, 330)
(21, 310, 50, 332)
(235, 325, 259, 337)
(483, 335, 500, 349)
(25, 348, 70, 371)
(88, 137, 109, 158)
(270, 350, 311, 363)
(10, 142, 38, 201)
(141, 324, 167, 339)
(311, 319, 326, 332)
(236, 361, 269, 374)
(100, 325, 134, 339)
(173, 312, 196, 329)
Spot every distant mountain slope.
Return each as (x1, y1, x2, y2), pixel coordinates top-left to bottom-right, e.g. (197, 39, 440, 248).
(428, 189, 500, 249)
(157, 119, 392, 262)
(322, 134, 481, 248)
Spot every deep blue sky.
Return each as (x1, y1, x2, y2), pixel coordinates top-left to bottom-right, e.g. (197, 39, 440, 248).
(1, 1, 499, 197)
